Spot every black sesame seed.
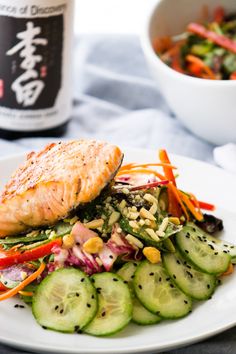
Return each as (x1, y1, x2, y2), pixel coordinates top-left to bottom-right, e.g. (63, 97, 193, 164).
(14, 304, 19, 308)
(224, 244, 229, 248)
(101, 311, 106, 317)
(230, 246, 235, 249)
(186, 271, 193, 278)
(109, 255, 113, 259)
(192, 228, 196, 232)
(81, 278, 85, 282)
(131, 275, 135, 279)
(97, 287, 101, 294)
(55, 305, 59, 310)
(187, 265, 192, 269)
(91, 294, 95, 299)
(214, 252, 218, 255)
(76, 293, 80, 297)
(184, 300, 188, 304)
(173, 275, 176, 279)
(166, 277, 170, 281)
(170, 284, 174, 288)
(159, 277, 162, 282)
(124, 280, 128, 284)
(133, 263, 138, 267)
(113, 278, 118, 282)
(149, 272, 154, 276)
(74, 325, 80, 331)
(138, 285, 142, 290)
(207, 284, 210, 289)
(60, 309, 64, 314)
(42, 326, 47, 330)
(208, 244, 215, 250)
(87, 303, 91, 308)
(185, 250, 189, 254)
(223, 250, 228, 254)
(177, 260, 181, 265)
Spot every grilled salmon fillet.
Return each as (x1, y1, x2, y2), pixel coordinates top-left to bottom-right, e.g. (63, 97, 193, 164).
(0, 140, 123, 237)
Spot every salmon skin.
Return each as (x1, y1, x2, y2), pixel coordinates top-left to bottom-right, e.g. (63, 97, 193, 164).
(0, 140, 123, 237)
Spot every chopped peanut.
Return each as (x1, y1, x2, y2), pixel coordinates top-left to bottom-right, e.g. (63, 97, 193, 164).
(83, 237, 104, 254)
(168, 217, 180, 225)
(143, 247, 161, 264)
(62, 233, 75, 249)
(140, 207, 156, 221)
(125, 234, 144, 249)
(84, 219, 104, 229)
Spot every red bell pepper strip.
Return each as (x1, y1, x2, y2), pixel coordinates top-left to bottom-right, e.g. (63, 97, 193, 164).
(187, 23, 236, 54)
(191, 199, 215, 211)
(0, 282, 7, 291)
(213, 6, 225, 24)
(0, 239, 62, 268)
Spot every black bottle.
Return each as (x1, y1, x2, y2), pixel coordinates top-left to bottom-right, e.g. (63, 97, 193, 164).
(0, 0, 74, 139)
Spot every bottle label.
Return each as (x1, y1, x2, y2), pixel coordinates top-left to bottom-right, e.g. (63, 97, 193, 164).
(0, 1, 73, 131)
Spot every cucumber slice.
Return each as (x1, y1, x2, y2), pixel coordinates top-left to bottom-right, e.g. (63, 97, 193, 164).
(132, 296, 162, 325)
(84, 272, 132, 336)
(32, 268, 97, 333)
(134, 261, 192, 319)
(176, 224, 231, 275)
(117, 262, 161, 325)
(163, 250, 216, 300)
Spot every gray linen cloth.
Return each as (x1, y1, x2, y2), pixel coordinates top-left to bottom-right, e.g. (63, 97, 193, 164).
(0, 35, 235, 354)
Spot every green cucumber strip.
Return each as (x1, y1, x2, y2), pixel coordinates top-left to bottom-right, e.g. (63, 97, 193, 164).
(32, 268, 97, 333)
(53, 222, 73, 236)
(176, 223, 231, 275)
(163, 250, 216, 300)
(84, 273, 132, 336)
(117, 262, 162, 325)
(134, 261, 192, 319)
(0, 233, 48, 245)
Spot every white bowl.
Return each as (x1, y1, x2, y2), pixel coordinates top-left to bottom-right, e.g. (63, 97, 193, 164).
(142, 0, 236, 145)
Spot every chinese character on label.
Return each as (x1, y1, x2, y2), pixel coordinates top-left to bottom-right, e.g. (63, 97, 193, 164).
(6, 21, 48, 107)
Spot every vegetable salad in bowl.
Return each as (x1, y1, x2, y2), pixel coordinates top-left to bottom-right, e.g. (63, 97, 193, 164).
(154, 6, 236, 80)
(0, 143, 235, 337)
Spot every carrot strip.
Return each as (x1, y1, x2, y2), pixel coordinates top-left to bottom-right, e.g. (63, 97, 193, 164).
(213, 6, 225, 24)
(230, 72, 236, 80)
(116, 168, 166, 181)
(167, 187, 183, 218)
(222, 263, 234, 276)
(120, 163, 177, 171)
(186, 55, 215, 79)
(0, 262, 45, 301)
(179, 191, 204, 221)
(159, 150, 177, 186)
(168, 183, 189, 220)
(18, 290, 34, 297)
(187, 22, 236, 54)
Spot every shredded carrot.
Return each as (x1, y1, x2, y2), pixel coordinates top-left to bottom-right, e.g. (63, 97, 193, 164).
(18, 290, 34, 297)
(230, 72, 236, 80)
(186, 55, 215, 79)
(167, 187, 183, 218)
(168, 183, 189, 221)
(179, 191, 204, 221)
(118, 163, 136, 172)
(121, 163, 177, 170)
(159, 150, 177, 186)
(116, 168, 166, 181)
(0, 262, 45, 302)
(214, 6, 225, 24)
(222, 263, 234, 276)
(153, 36, 173, 54)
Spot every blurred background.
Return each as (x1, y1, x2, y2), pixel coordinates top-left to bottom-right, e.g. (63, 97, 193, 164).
(74, 0, 155, 34)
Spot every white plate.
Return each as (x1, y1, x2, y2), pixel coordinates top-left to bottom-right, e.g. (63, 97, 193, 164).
(0, 147, 236, 354)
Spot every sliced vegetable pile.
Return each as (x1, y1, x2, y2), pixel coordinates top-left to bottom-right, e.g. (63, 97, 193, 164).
(0, 149, 235, 336)
(153, 6, 236, 80)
